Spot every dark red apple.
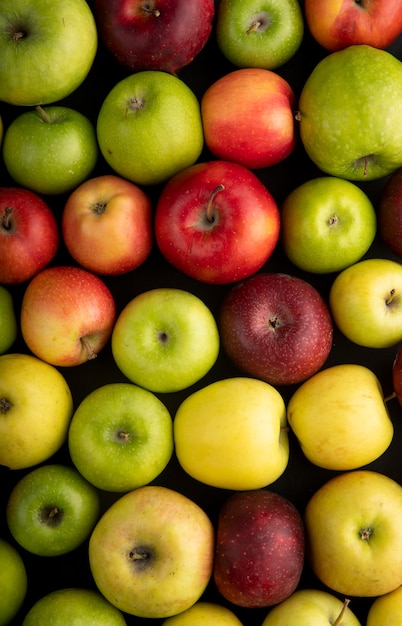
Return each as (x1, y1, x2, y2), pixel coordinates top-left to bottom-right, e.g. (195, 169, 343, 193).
(219, 272, 333, 386)
(93, 0, 215, 74)
(378, 167, 402, 259)
(392, 345, 402, 406)
(214, 489, 305, 608)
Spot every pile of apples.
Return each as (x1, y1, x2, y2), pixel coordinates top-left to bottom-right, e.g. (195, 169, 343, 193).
(2, 0, 402, 624)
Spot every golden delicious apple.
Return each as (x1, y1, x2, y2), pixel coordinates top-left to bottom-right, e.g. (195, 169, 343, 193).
(366, 585, 402, 625)
(161, 601, 243, 625)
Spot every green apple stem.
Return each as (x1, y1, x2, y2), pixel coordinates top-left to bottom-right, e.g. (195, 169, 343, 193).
(1, 206, 13, 230)
(0, 397, 13, 414)
(141, 4, 161, 17)
(206, 184, 225, 222)
(35, 105, 51, 123)
(332, 598, 350, 626)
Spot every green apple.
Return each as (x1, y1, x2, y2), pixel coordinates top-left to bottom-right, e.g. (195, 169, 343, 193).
(216, 0, 304, 69)
(366, 585, 402, 626)
(22, 588, 127, 626)
(0, 285, 18, 354)
(111, 288, 220, 393)
(0, 538, 27, 626)
(68, 382, 173, 492)
(0, 353, 73, 469)
(329, 257, 402, 348)
(88, 485, 214, 618)
(0, 0, 97, 106)
(287, 363, 393, 471)
(97, 71, 204, 186)
(161, 601, 243, 625)
(280, 176, 377, 273)
(3, 105, 98, 195)
(173, 377, 289, 490)
(298, 45, 402, 181)
(305, 470, 402, 597)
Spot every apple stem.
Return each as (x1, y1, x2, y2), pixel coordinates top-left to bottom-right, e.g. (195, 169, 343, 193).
(386, 288, 396, 306)
(35, 105, 51, 123)
(48, 507, 59, 519)
(333, 598, 350, 626)
(246, 20, 262, 35)
(81, 337, 97, 360)
(12, 31, 25, 41)
(0, 397, 13, 414)
(129, 548, 149, 561)
(1, 206, 13, 230)
(141, 4, 161, 17)
(118, 431, 130, 441)
(206, 184, 225, 222)
(384, 391, 397, 403)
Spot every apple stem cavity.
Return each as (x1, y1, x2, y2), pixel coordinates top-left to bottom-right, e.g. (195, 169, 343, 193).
(93, 201, 107, 216)
(128, 547, 152, 570)
(246, 12, 271, 35)
(1, 206, 13, 231)
(333, 598, 351, 626)
(41, 506, 63, 526)
(0, 397, 13, 414)
(360, 526, 373, 540)
(81, 337, 97, 360)
(141, 4, 161, 17)
(206, 184, 225, 223)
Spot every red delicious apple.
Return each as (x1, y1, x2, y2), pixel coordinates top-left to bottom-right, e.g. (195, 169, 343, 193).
(154, 160, 280, 284)
(93, 0, 215, 74)
(378, 167, 402, 259)
(214, 489, 305, 608)
(20, 266, 116, 367)
(201, 68, 297, 170)
(219, 272, 333, 386)
(392, 345, 402, 407)
(0, 187, 59, 284)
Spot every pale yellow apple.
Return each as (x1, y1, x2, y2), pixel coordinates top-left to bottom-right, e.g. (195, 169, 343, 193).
(161, 601, 243, 625)
(261, 589, 361, 625)
(287, 364, 393, 470)
(173, 377, 288, 490)
(0, 353, 73, 469)
(366, 585, 402, 625)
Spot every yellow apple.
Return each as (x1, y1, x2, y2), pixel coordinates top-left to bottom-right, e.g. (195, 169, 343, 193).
(287, 363, 393, 470)
(366, 585, 402, 625)
(173, 377, 288, 490)
(161, 601, 243, 625)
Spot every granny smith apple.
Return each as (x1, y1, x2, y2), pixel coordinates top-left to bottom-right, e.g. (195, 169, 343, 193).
(97, 71, 204, 186)
(0, 285, 17, 354)
(0, 0, 97, 106)
(161, 601, 243, 625)
(280, 176, 377, 273)
(111, 288, 220, 393)
(0, 538, 27, 626)
(366, 585, 402, 626)
(7, 464, 100, 557)
(298, 45, 402, 180)
(68, 382, 174, 492)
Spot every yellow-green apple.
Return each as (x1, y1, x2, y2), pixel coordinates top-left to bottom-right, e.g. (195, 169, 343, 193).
(304, 470, 402, 597)
(97, 71, 204, 186)
(0, 538, 27, 626)
(93, 0, 215, 74)
(215, 0, 304, 69)
(304, 0, 402, 52)
(0, 285, 17, 354)
(0, 187, 59, 284)
(154, 160, 280, 284)
(0, 353, 73, 469)
(297, 45, 402, 181)
(111, 288, 219, 393)
(20, 266, 116, 367)
(68, 382, 173, 492)
(173, 377, 289, 490)
(280, 176, 377, 273)
(61, 175, 153, 276)
(329, 258, 402, 348)
(3, 106, 98, 196)
(7, 464, 100, 557)
(378, 167, 402, 258)
(0, 0, 97, 106)
(88, 485, 214, 618)
(214, 490, 304, 608)
(219, 272, 333, 386)
(201, 69, 296, 169)
(366, 585, 402, 626)
(287, 364, 393, 470)
(161, 602, 243, 626)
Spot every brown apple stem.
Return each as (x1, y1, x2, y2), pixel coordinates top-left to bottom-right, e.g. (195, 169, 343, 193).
(48, 507, 59, 519)
(384, 391, 397, 403)
(246, 21, 262, 35)
(0, 397, 13, 414)
(294, 111, 302, 122)
(118, 431, 130, 441)
(206, 184, 225, 222)
(81, 337, 97, 360)
(333, 598, 350, 626)
(141, 4, 161, 17)
(1, 206, 13, 230)
(35, 105, 51, 123)
(386, 288, 396, 305)
(12, 31, 24, 41)
(129, 548, 149, 561)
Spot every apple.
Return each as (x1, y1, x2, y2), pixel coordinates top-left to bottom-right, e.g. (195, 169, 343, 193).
(378, 167, 402, 258)
(97, 71, 204, 186)
(287, 363, 394, 470)
(329, 258, 402, 349)
(22, 588, 127, 626)
(3, 105, 98, 196)
(297, 45, 402, 181)
(215, 0, 304, 69)
(304, 0, 402, 52)
(61, 175, 153, 276)
(68, 382, 173, 492)
(366, 585, 402, 626)
(305, 470, 402, 597)
(111, 287, 219, 393)
(219, 272, 333, 387)
(0, 0, 97, 106)
(280, 176, 377, 274)
(0, 538, 27, 626)
(88, 485, 215, 618)
(7, 464, 100, 557)
(154, 160, 280, 284)
(20, 266, 116, 367)
(214, 489, 305, 608)
(173, 377, 289, 490)
(392, 345, 402, 407)
(0, 186, 59, 285)
(161, 601, 243, 626)
(0, 353, 73, 470)
(94, 0, 215, 74)
(201, 68, 297, 170)
(0, 285, 17, 355)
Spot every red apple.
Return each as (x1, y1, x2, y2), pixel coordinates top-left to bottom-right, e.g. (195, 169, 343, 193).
(392, 345, 402, 407)
(214, 489, 305, 608)
(0, 187, 59, 284)
(20, 266, 116, 367)
(61, 175, 153, 276)
(219, 272, 333, 386)
(304, 0, 402, 51)
(378, 167, 402, 259)
(201, 68, 297, 170)
(154, 160, 280, 284)
(93, 0, 215, 74)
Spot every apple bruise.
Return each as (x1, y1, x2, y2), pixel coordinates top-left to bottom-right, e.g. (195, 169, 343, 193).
(246, 12, 272, 36)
